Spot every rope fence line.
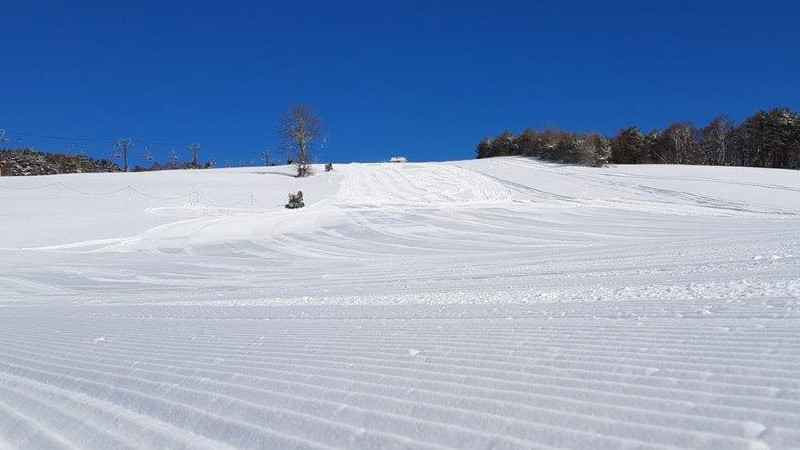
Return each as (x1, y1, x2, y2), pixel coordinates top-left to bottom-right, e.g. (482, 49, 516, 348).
(230, 193, 259, 207)
(0, 181, 265, 208)
(0, 182, 62, 191)
(127, 185, 189, 201)
(195, 191, 217, 204)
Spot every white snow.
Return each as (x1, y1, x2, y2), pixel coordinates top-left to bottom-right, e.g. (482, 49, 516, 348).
(1, 157, 799, 448)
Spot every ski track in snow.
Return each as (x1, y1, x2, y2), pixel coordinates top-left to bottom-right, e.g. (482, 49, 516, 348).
(1, 158, 800, 449)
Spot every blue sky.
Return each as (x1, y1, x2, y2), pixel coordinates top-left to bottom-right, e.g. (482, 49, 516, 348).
(2, 0, 799, 166)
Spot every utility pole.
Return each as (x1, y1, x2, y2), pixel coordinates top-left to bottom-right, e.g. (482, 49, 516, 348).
(115, 138, 133, 172)
(188, 143, 201, 168)
(263, 149, 270, 166)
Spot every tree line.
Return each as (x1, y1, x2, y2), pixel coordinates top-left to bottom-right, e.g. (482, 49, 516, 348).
(0, 146, 218, 176)
(132, 160, 213, 172)
(0, 148, 120, 176)
(476, 107, 800, 169)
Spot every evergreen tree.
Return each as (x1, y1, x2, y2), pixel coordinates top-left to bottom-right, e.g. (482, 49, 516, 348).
(765, 108, 800, 168)
(735, 111, 769, 167)
(642, 130, 661, 163)
(491, 130, 517, 157)
(476, 137, 492, 159)
(588, 134, 612, 166)
(611, 127, 644, 164)
(516, 128, 539, 157)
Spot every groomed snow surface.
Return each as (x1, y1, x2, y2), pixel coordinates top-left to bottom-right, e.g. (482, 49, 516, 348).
(1, 157, 799, 449)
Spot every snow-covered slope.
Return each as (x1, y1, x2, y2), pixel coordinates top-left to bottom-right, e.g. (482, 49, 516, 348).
(1, 158, 799, 448)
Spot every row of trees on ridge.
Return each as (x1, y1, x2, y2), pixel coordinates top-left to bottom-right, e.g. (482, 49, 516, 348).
(476, 107, 800, 169)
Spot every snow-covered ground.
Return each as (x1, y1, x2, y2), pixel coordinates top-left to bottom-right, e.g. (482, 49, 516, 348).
(1, 157, 799, 449)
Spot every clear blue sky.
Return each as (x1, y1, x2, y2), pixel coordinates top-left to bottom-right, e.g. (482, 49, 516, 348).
(2, 0, 799, 166)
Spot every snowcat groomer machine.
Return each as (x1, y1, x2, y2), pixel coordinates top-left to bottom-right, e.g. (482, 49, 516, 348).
(285, 191, 305, 209)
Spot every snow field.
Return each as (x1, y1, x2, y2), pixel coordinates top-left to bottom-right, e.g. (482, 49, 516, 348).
(1, 157, 799, 448)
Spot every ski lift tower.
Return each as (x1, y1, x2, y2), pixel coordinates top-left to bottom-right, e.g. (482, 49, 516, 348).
(115, 138, 133, 172)
(188, 143, 201, 168)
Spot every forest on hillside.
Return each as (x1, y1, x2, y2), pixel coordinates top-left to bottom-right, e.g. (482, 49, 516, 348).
(0, 148, 120, 176)
(0, 147, 215, 176)
(476, 107, 800, 169)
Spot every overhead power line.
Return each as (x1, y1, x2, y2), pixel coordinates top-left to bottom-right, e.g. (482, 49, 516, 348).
(3, 129, 117, 142)
(1, 128, 194, 148)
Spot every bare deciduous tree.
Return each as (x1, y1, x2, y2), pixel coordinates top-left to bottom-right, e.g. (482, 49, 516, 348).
(659, 122, 699, 164)
(701, 116, 734, 165)
(278, 105, 323, 177)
